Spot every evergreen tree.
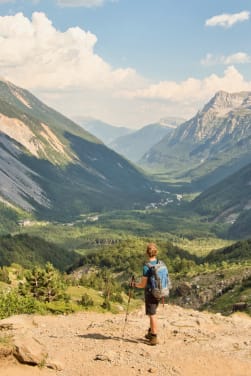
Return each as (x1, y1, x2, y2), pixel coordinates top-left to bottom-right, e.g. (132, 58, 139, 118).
(19, 263, 67, 302)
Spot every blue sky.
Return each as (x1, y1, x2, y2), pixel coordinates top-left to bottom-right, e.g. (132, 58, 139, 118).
(0, 0, 251, 128)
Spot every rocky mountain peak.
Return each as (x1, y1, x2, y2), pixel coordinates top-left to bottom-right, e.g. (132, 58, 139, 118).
(201, 90, 251, 117)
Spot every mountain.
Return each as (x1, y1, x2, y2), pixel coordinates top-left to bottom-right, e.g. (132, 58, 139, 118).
(141, 91, 251, 188)
(192, 162, 251, 238)
(109, 118, 184, 163)
(73, 116, 133, 144)
(0, 79, 159, 221)
(0, 201, 20, 234)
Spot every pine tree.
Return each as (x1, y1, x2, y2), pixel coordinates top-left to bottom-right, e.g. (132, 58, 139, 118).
(19, 263, 67, 302)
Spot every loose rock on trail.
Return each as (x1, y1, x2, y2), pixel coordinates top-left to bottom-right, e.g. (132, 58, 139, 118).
(0, 304, 250, 376)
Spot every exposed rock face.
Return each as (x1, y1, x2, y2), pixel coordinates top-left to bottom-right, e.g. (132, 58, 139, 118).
(141, 90, 251, 187)
(0, 134, 51, 211)
(0, 78, 158, 218)
(166, 91, 251, 147)
(203, 91, 251, 115)
(176, 282, 192, 297)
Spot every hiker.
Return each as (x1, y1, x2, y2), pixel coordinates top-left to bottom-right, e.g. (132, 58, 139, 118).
(132, 242, 160, 345)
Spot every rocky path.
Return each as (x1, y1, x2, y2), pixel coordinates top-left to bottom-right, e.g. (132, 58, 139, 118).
(0, 304, 251, 376)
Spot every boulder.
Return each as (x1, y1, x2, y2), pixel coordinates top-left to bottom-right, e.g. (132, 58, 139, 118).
(176, 282, 192, 297)
(13, 334, 63, 370)
(13, 335, 48, 365)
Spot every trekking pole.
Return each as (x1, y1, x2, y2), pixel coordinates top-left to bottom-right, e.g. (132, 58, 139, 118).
(122, 274, 135, 338)
(162, 296, 165, 308)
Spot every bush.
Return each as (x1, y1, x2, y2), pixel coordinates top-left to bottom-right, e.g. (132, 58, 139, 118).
(110, 292, 123, 303)
(0, 267, 10, 284)
(101, 297, 111, 311)
(0, 290, 41, 319)
(78, 293, 94, 307)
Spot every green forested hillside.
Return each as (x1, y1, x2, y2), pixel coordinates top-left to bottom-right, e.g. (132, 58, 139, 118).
(229, 210, 251, 239)
(0, 203, 20, 235)
(191, 162, 251, 238)
(0, 234, 79, 271)
(205, 239, 251, 263)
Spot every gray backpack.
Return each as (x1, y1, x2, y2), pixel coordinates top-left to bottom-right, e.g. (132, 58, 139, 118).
(146, 260, 171, 300)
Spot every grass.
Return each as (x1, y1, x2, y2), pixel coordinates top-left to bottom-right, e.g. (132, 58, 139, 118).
(0, 335, 12, 346)
(67, 285, 141, 314)
(172, 237, 234, 257)
(0, 334, 13, 356)
(16, 205, 232, 255)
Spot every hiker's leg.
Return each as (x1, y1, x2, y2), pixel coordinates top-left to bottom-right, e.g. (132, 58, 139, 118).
(145, 291, 159, 336)
(150, 314, 157, 334)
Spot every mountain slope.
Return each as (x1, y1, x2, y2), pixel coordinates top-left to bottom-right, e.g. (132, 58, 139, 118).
(0, 79, 159, 220)
(109, 119, 180, 163)
(74, 116, 133, 144)
(192, 162, 251, 237)
(141, 91, 251, 187)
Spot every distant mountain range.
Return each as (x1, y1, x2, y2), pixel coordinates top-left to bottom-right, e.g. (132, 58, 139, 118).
(141, 91, 251, 189)
(74, 116, 133, 144)
(109, 118, 185, 163)
(75, 116, 185, 163)
(0, 79, 160, 221)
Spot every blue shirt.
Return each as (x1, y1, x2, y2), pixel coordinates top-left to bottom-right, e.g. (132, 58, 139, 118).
(143, 259, 157, 289)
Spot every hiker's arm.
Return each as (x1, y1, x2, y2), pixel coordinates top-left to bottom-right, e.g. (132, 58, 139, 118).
(133, 276, 147, 289)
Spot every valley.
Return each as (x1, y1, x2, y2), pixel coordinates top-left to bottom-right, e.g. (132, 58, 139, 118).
(0, 80, 251, 324)
(0, 3, 251, 375)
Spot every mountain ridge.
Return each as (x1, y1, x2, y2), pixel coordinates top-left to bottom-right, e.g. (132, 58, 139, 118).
(141, 90, 251, 188)
(109, 122, 177, 163)
(74, 116, 133, 145)
(0, 79, 159, 219)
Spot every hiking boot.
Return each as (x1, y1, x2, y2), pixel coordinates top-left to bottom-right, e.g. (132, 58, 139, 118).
(145, 328, 152, 340)
(150, 334, 158, 346)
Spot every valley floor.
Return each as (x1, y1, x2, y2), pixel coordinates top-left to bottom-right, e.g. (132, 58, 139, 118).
(0, 304, 251, 376)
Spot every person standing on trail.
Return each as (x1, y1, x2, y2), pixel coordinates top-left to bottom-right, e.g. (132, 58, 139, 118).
(132, 242, 160, 345)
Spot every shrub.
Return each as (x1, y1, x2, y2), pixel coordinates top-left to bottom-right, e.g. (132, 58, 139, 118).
(78, 293, 94, 307)
(0, 290, 40, 319)
(0, 267, 10, 284)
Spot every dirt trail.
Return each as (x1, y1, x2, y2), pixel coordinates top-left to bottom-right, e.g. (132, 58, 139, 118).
(0, 304, 251, 376)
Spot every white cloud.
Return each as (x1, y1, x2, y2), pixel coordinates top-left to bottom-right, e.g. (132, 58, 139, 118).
(201, 52, 251, 66)
(122, 66, 251, 110)
(205, 11, 250, 28)
(0, 12, 251, 127)
(0, 12, 139, 91)
(57, 0, 113, 7)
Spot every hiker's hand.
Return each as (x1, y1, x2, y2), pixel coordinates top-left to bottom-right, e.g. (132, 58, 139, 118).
(130, 280, 136, 288)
